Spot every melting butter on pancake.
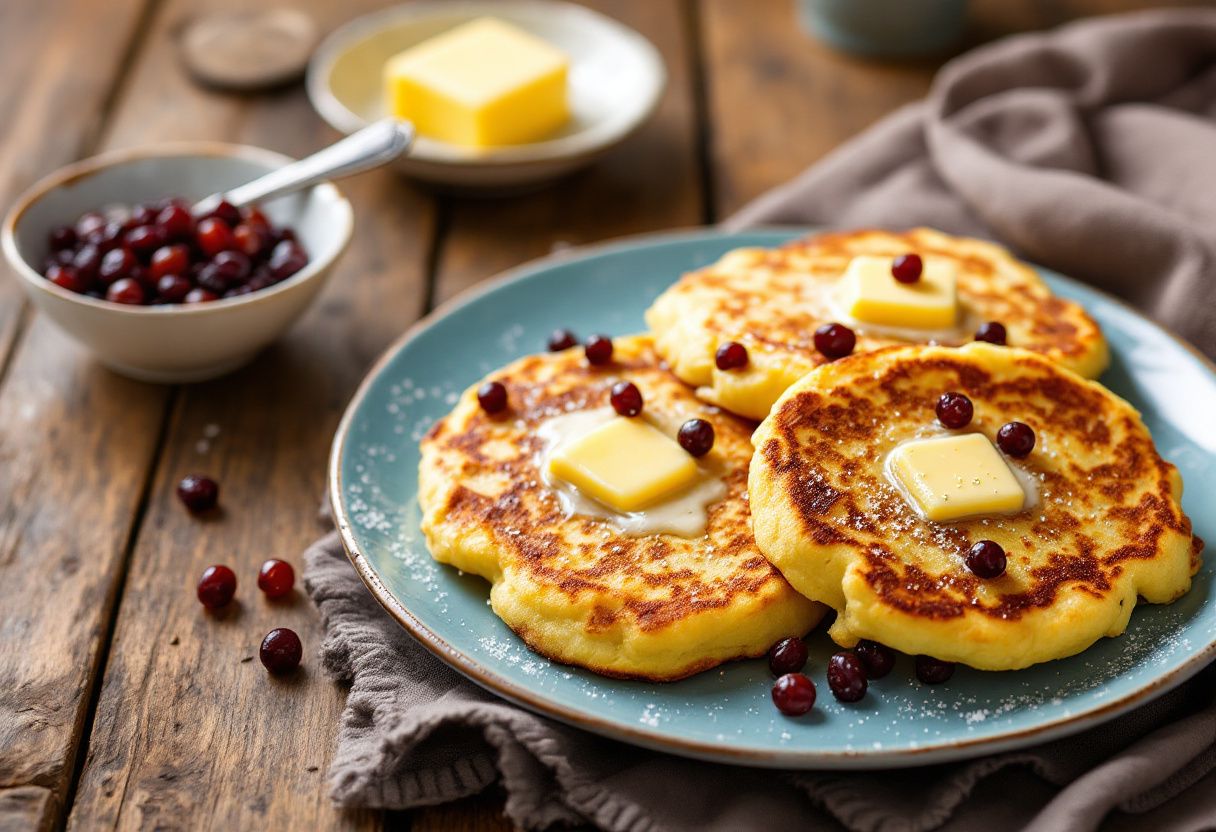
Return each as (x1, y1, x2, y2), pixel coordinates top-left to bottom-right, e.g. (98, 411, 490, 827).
(749, 342, 1200, 671)
(646, 228, 1109, 420)
(418, 335, 824, 681)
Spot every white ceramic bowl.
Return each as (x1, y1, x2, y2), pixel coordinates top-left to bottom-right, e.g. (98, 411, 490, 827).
(306, 0, 666, 190)
(2, 143, 352, 383)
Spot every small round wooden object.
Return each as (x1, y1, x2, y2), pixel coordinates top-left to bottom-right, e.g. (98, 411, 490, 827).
(179, 9, 318, 92)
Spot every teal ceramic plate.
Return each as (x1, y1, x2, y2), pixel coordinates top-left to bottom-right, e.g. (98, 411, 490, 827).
(330, 229, 1216, 768)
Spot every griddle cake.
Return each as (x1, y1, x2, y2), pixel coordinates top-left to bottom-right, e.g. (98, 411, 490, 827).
(419, 335, 824, 681)
(646, 228, 1109, 420)
(749, 342, 1199, 670)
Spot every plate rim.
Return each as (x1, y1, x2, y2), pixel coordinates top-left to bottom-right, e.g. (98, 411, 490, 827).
(329, 226, 1216, 768)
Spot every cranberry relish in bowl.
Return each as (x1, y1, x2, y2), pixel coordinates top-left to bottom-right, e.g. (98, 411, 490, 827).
(3, 142, 352, 383)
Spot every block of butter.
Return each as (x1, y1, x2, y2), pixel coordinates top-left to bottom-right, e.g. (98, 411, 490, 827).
(888, 433, 1025, 522)
(383, 17, 569, 148)
(548, 417, 698, 513)
(836, 255, 958, 330)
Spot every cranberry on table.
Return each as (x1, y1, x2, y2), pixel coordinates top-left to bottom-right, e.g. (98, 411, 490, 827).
(997, 421, 1035, 458)
(677, 419, 715, 458)
(772, 672, 817, 716)
(177, 473, 219, 513)
(966, 540, 1007, 579)
(936, 391, 974, 429)
(827, 652, 868, 702)
(610, 381, 643, 417)
(260, 627, 303, 674)
(106, 277, 146, 305)
(975, 321, 1007, 345)
(257, 559, 295, 599)
(854, 640, 896, 679)
(197, 565, 237, 610)
(767, 636, 808, 676)
(915, 655, 955, 685)
(891, 253, 923, 284)
(715, 341, 749, 371)
(814, 322, 856, 360)
(584, 335, 614, 366)
(547, 328, 578, 352)
(477, 381, 508, 415)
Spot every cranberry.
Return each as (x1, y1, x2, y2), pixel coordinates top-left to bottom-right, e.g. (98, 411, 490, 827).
(677, 419, 714, 457)
(124, 224, 167, 257)
(814, 323, 856, 360)
(184, 287, 219, 304)
(609, 381, 643, 417)
(891, 253, 923, 284)
(98, 247, 137, 284)
(772, 673, 817, 716)
(267, 240, 308, 281)
(854, 640, 896, 679)
(105, 277, 145, 305)
(242, 205, 271, 230)
(915, 655, 955, 685)
(975, 321, 1007, 345)
(966, 540, 1007, 579)
(87, 221, 127, 253)
(48, 225, 77, 251)
(47, 264, 88, 293)
(213, 250, 251, 281)
(72, 244, 102, 283)
(177, 474, 219, 513)
(997, 421, 1035, 458)
(547, 328, 578, 352)
(477, 381, 508, 414)
(196, 263, 233, 293)
(75, 211, 107, 238)
(257, 559, 295, 599)
(260, 627, 302, 674)
(224, 285, 254, 299)
(149, 244, 190, 279)
(232, 223, 266, 257)
(715, 341, 748, 371)
(584, 335, 613, 366)
(156, 203, 195, 240)
(936, 392, 973, 429)
(197, 565, 237, 610)
(130, 203, 159, 226)
(197, 217, 235, 257)
(827, 652, 868, 702)
(204, 200, 241, 227)
(156, 274, 192, 303)
(767, 637, 808, 676)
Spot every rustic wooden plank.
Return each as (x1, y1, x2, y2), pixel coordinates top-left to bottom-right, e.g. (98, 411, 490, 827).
(409, 794, 519, 832)
(66, 0, 435, 829)
(0, 1, 161, 827)
(0, 786, 55, 832)
(431, 0, 704, 306)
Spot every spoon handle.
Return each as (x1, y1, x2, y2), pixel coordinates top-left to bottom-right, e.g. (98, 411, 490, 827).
(195, 119, 414, 214)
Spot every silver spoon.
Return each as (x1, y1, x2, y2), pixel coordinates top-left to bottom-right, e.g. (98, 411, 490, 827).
(192, 118, 414, 216)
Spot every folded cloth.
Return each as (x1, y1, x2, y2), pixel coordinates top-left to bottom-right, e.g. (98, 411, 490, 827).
(306, 10, 1216, 831)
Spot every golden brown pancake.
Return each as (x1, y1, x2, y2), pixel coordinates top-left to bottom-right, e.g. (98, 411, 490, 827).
(646, 228, 1109, 420)
(418, 335, 824, 681)
(749, 342, 1199, 670)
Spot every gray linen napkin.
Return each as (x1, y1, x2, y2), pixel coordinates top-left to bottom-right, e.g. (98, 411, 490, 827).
(305, 9, 1216, 830)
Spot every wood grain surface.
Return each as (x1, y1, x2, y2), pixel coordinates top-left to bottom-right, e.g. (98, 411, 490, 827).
(0, 1, 1196, 830)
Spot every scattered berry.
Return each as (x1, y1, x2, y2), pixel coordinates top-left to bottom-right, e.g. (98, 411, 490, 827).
(891, 253, 923, 284)
(197, 565, 237, 610)
(966, 540, 1007, 579)
(827, 652, 868, 702)
(814, 323, 856, 360)
(547, 328, 578, 352)
(975, 321, 1007, 345)
(715, 341, 748, 371)
(177, 474, 219, 513)
(584, 335, 613, 365)
(772, 673, 817, 716)
(477, 381, 508, 415)
(767, 637, 808, 676)
(997, 421, 1035, 458)
(260, 627, 302, 674)
(854, 640, 896, 679)
(936, 392, 974, 429)
(677, 419, 715, 457)
(915, 655, 955, 684)
(257, 559, 295, 599)
(609, 381, 643, 417)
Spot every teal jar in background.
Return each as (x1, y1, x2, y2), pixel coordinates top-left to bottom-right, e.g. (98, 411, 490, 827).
(799, 0, 968, 58)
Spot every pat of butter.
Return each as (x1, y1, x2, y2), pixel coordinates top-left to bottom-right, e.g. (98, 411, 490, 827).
(548, 417, 698, 513)
(383, 17, 569, 148)
(888, 434, 1024, 522)
(836, 255, 958, 329)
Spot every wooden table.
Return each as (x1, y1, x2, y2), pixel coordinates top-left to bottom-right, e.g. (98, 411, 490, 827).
(1, 1, 1202, 829)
